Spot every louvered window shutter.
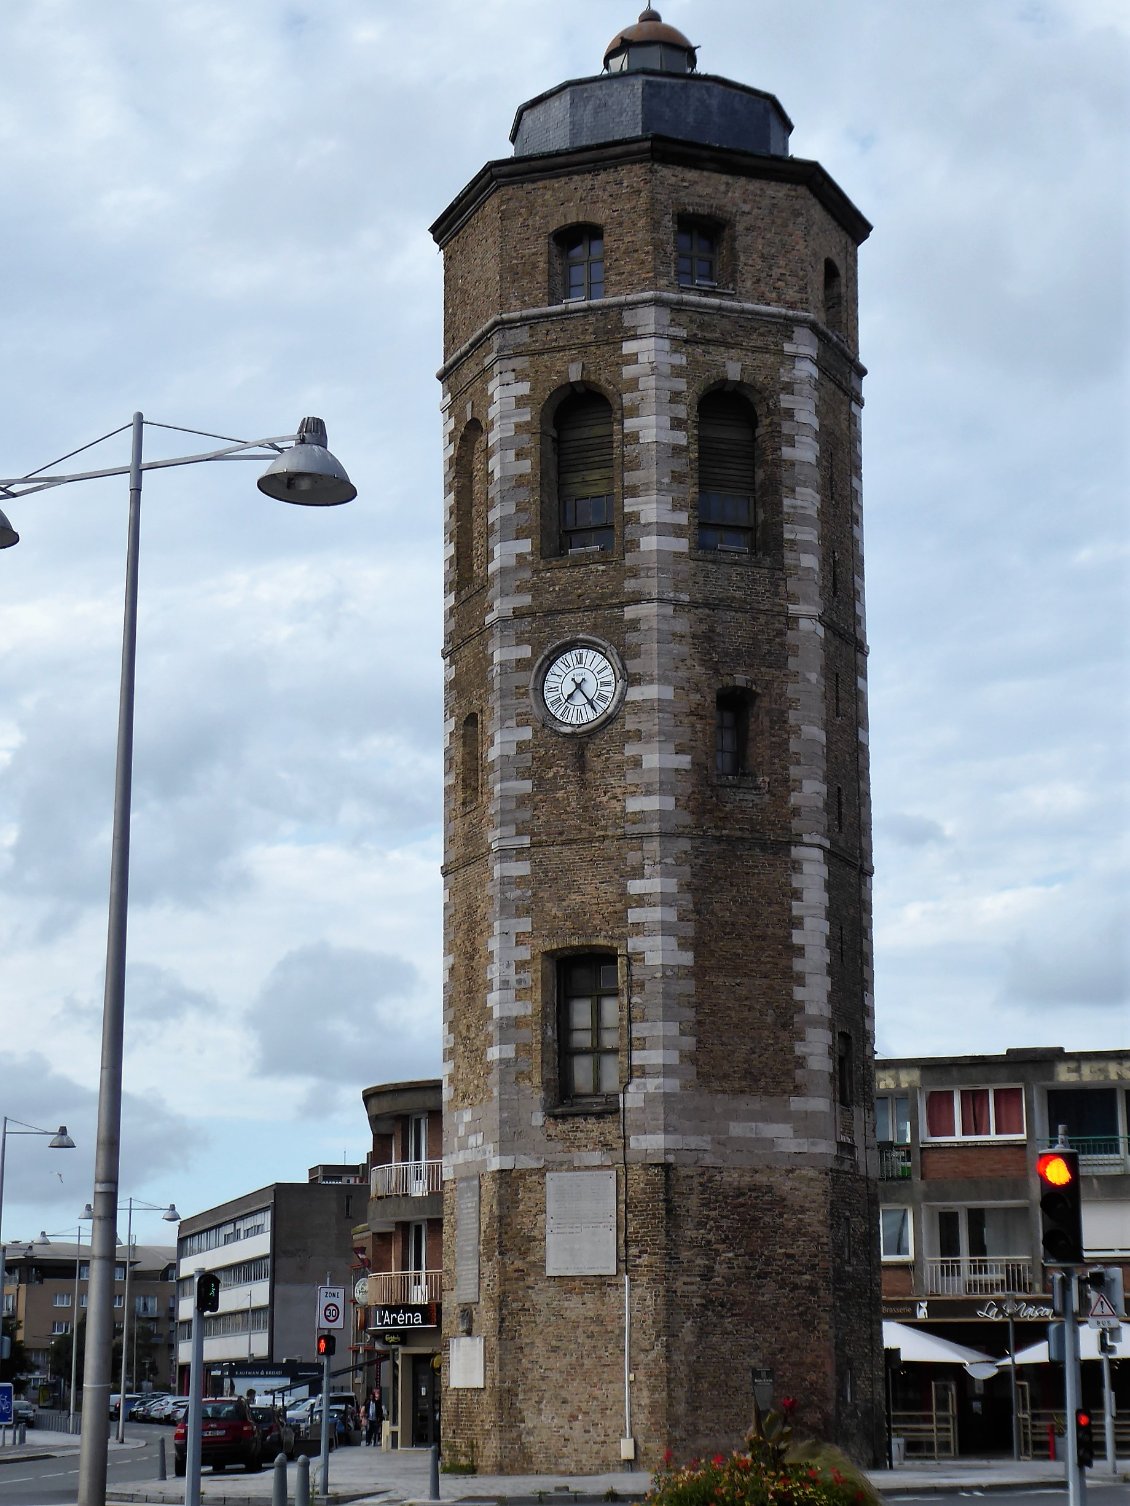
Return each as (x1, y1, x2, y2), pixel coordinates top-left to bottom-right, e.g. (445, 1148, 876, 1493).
(698, 392, 756, 552)
(557, 393, 614, 553)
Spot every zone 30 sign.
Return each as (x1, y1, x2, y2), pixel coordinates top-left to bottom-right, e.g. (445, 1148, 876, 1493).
(317, 1285, 345, 1329)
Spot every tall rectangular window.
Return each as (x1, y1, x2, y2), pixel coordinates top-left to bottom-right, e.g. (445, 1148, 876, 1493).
(559, 955, 619, 1101)
(677, 221, 717, 287)
(880, 1207, 911, 1260)
(715, 689, 751, 775)
(559, 227, 604, 302)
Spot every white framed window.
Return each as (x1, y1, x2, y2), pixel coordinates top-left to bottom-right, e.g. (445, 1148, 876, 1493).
(113, 1294, 124, 1309)
(880, 1206, 912, 1261)
(53, 1292, 72, 1307)
(51, 1320, 72, 1335)
(923, 1086, 1024, 1140)
(876, 1094, 911, 1144)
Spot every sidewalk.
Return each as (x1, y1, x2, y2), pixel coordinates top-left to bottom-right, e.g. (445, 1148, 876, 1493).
(2, 1434, 1126, 1504)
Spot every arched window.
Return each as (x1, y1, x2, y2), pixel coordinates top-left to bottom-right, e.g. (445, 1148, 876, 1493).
(697, 391, 756, 552)
(555, 391, 614, 555)
(460, 713, 480, 808)
(454, 419, 484, 591)
(555, 225, 604, 303)
(823, 258, 843, 336)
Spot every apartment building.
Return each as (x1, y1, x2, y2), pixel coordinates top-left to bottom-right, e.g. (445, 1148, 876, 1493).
(3, 1237, 176, 1399)
(877, 1046, 1129, 1455)
(353, 1080, 442, 1449)
(175, 1174, 361, 1396)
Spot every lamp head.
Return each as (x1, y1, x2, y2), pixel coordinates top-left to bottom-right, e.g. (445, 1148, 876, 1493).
(256, 417, 356, 506)
(80, 1203, 94, 1221)
(0, 509, 18, 549)
(162, 1204, 181, 1222)
(49, 1126, 76, 1149)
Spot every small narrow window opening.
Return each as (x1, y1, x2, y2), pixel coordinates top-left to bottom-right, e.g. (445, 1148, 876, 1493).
(461, 713, 480, 808)
(824, 258, 844, 335)
(715, 688, 752, 775)
(836, 784, 844, 832)
(836, 1031, 854, 1107)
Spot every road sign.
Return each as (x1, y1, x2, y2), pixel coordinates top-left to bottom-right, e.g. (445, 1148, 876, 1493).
(317, 1285, 345, 1329)
(0, 1384, 12, 1424)
(1088, 1289, 1119, 1329)
(353, 1275, 370, 1305)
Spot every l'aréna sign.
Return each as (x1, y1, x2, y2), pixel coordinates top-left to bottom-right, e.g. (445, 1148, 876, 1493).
(368, 1304, 436, 1329)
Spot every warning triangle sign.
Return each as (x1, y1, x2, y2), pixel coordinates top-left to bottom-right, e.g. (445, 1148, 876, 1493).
(1089, 1290, 1118, 1320)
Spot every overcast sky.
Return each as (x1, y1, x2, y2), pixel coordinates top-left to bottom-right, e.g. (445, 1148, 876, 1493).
(1, 1, 1126, 1245)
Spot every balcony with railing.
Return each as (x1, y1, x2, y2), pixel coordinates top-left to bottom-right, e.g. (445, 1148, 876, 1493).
(1040, 1136, 1129, 1174)
(370, 1158, 443, 1199)
(365, 1268, 442, 1307)
(925, 1257, 1035, 1296)
(879, 1143, 912, 1180)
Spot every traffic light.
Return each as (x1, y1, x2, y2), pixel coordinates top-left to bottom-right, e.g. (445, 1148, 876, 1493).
(1035, 1150, 1083, 1265)
(195, 1271, 221, 1313)
(316, 1333, 336, 1357)
(1074, 1408, 1094, 1468)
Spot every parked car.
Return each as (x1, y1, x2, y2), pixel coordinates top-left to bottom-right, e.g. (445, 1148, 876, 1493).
(165, 1398, 191, 1426)
(13, 1399, 35, 1427)
(108, 1393, 144, 1420)
(173, 1397, 263, 1476)
(135, 1395, 173, 1422)
(249, 1405, 296, 1461)
(284, 1396, 319, 1429)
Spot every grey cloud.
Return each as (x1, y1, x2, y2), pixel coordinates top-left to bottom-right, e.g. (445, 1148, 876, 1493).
(880, 813, 949, 848)
(249, 941, 432, 1084)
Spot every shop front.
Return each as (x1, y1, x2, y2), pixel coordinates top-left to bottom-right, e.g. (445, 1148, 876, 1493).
(367, 1301, 441, 1449)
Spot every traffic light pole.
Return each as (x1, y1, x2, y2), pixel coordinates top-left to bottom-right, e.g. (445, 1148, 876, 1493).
(319, 1344, 332, 1498)
(185, 1307, 204, 1506)
(1062, 1274, 1085, 1506)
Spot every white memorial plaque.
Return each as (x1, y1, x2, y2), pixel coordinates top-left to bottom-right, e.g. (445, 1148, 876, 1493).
(449, 1336, 485, 1389)
(546, 1170, 616, 1275)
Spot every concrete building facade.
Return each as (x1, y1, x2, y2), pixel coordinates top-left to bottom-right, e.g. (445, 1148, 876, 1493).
(434, 10, 882, 1473)
(175, 1178, 360, 1395)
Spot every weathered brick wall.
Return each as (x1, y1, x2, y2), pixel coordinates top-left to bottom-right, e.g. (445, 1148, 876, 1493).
(921, 1144, 1031, 1180)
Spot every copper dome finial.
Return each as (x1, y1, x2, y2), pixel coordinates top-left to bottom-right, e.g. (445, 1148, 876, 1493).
(604, 8, 697, 73)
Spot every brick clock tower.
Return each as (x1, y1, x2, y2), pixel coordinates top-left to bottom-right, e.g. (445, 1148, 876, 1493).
(432, 10, 882, 1474)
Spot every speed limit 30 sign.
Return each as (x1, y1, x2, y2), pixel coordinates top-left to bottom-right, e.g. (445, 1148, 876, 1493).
(317, 1285, 345, 1329)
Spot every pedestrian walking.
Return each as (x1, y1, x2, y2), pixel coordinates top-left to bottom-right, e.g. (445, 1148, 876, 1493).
(365, 1391, 380, 1446)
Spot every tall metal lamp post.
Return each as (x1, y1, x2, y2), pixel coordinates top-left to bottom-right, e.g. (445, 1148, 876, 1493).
(0, 1117, 76, 1359)
(116, 1197, 179, 1442)
(1, 413, 356, 1506)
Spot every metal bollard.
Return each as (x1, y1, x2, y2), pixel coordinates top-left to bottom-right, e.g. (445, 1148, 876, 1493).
(157, 1436, 167, 1480)
(272, 1450, 287, 1506)
(429, 1441, 441, 1500)
(295, 1450, 310, 1506)
(15, 1423, 26, 1447)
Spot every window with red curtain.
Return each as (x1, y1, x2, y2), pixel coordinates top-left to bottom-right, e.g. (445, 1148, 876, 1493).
(960, 1088, 991, 1136)
(992, 1086, 1024, 1135)
(925, 1091, 955, 1137)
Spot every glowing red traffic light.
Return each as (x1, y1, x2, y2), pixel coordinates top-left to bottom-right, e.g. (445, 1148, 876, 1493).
(1036, 1151, 1075, 1187)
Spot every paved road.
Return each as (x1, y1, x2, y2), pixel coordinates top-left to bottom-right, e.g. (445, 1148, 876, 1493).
(0, 1434, 164, 1506)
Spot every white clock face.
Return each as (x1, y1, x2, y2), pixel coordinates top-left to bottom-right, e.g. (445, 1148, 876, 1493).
(541, 645, 620, 728)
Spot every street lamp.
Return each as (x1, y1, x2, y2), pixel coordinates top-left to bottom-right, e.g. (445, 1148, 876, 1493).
(0, 1116, 76, 1364)
(1, 412, 355, 1506)
(116, 1197, 179, 1443)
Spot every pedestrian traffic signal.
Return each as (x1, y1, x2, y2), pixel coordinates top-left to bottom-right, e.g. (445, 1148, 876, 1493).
(195, 1271, 221, 1313)
(1074, 1408, 1094, 1468)
(316, 1333, 336, 1357)
(1036, 1150, 1083, 1265)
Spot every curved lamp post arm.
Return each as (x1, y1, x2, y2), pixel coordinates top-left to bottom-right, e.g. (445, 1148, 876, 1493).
(0, 433, 298, 501)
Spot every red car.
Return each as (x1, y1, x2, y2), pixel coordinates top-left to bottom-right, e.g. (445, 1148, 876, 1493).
(173, 1397, 263, 1475)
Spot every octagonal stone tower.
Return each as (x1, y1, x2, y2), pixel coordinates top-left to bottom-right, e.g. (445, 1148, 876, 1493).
(434, 10, 883, 1472)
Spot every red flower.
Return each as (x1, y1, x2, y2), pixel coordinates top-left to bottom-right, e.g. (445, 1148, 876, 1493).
(781, 1396, 797, 1416)
(712, 1454, 725, 1466)
(662, 1448, 674, 1467)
